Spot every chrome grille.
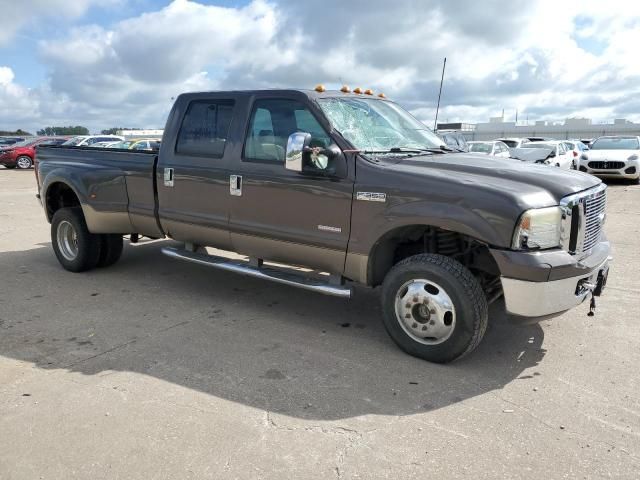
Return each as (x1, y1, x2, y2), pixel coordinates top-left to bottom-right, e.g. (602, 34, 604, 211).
(582, 188, 606, 252)
(560, 184, 607, 257)
(588, 161, 624, 170)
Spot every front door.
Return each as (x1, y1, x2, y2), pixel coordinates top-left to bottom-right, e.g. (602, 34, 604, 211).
(229, 96, 354, 274)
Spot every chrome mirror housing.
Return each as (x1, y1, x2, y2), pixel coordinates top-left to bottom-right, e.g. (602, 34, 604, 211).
(285, 132, 311, 172)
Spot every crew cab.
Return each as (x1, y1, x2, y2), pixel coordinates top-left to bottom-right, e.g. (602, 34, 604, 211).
(35, 87, 612, 363)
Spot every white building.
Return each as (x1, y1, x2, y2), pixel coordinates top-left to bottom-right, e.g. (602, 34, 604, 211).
(117, 129, 164, 139)
(438, 118, 640, 141)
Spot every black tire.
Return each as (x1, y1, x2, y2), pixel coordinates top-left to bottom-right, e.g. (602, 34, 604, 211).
(16, 156, 33, 169)
(51, 207, 102, 272)
(4, 165, 16, 169)
(97, 234, 123, 268)
(381, 254, 488, 363)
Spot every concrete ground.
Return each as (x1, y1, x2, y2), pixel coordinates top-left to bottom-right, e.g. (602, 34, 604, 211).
(0, 168, 638, 479)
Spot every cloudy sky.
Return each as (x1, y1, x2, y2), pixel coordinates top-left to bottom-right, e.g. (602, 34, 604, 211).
(1, 0, 639, 133)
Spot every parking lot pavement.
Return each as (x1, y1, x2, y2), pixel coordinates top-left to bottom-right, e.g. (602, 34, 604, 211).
(0, 169, 639, 479)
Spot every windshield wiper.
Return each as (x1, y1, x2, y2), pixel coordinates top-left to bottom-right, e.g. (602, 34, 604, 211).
(357, 147, 435, 156)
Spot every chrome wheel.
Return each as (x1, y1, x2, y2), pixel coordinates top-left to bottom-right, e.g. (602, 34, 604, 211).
(394, 279, 456, 345)
(57, 220, 79, 261)
(16, 156, 32, 169)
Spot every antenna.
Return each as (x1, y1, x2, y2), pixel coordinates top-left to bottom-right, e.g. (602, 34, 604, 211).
(433, 57, 447, 131)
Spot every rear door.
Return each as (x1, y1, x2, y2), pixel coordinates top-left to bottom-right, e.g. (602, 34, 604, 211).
(156, 94, 241, 250)
(228, 93, 354, 274)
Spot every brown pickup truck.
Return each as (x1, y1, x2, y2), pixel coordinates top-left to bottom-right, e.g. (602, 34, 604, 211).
(35, 88, 611, 363)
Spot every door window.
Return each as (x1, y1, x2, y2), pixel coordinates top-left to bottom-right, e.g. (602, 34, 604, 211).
(244, 99, 331, 163)
(176, 100, 235, 157)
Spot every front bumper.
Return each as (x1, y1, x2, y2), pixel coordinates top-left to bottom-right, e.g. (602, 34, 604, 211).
(579, 160, 639, 179)
(492, 239, 612, 320)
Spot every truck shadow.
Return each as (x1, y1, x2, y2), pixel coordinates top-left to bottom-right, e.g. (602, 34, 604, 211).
(0, 240, 546, 420)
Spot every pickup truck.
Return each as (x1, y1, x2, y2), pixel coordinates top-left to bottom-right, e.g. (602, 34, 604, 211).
(35, 87, 611, 363)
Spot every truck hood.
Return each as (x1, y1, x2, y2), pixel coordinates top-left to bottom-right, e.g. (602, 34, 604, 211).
(584, 149, 639, 161)
(388, 152, 600, 206)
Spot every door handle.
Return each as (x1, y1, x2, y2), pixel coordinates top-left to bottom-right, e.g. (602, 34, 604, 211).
(164, 168, 174, 187)
(230, 175, 242, 196)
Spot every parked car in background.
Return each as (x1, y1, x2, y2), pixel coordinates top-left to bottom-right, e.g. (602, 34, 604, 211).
(562, 140, 589, 169)
(0, 137, 69, 169)
(62, 135, 124, 147)
(580, 139, 594, 147)
(107, 139, 161, 151)
(526, 136, 554, 142)
(128, 139, 162, 151)
(0, 136, 26, 147)
(90, 141, 121, 148)
(518, 141, 573, 169)
(495, 137, 529, 148)
(467, 141, 511, 157)
(437, 130, 469, 152)
(578, 136, 640, 183)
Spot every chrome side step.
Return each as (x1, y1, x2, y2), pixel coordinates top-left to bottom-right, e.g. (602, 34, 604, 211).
(161, 247, 352, 299)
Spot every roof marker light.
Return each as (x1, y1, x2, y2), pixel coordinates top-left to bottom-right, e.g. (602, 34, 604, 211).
(340, 85, 350, 93)
(315, 84, 326, 92)
(353, 87, 363, 94)
(364, 89, 373, 95)
(378, 92, 386, 98)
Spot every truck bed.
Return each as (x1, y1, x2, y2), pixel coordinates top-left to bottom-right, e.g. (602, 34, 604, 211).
(36, 145, 162, 237)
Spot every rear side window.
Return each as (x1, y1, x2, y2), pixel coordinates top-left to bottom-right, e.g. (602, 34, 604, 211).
(176, 100, 235, 157)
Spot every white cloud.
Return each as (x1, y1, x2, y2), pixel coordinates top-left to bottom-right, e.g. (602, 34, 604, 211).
(0, 0, 110, 47)
(0, 0, 639, 133)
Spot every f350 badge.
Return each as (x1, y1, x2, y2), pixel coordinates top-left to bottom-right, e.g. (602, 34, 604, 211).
(356, 192, 387, 202)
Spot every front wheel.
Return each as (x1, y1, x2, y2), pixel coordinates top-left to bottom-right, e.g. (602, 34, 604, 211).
(381, 254, 488, 363)
(16, 156, 33, 169)
(51, 207, 102, 272)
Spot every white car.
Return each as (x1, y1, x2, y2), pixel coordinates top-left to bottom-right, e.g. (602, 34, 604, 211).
(468, 141, 511, 157)
(578, 136, 640, 183)
(62, 135, 125, 147)
(562, 140, 589, 169)
(519, 141, 573, 169)
(495, 137, 530, 148)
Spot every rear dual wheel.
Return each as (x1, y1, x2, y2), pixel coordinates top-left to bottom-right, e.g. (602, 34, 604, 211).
(51, 207, 123, 272)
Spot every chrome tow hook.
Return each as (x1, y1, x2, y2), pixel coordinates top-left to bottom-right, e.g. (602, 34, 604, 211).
(582, 281, 597, 317)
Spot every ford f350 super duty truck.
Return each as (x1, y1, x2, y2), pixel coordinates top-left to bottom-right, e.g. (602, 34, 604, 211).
(35, 87, 611, 363)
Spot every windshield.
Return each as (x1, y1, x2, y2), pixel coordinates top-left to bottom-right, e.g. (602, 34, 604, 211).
(110, 141, 133, 149)
(10, 138, 40, 148)
(521, 143, 554, 149)
(317, 97, 443, 154)
(62, 136, 87, 146)
(469, 143, 492, 153)
(591, 137, 640, 150)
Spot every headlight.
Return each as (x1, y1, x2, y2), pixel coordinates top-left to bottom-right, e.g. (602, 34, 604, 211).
(512, 206, 562, 250)
(628, 154, 638, 161)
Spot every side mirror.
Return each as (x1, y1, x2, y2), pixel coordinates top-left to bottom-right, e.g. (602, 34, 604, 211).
(285, 132, 311, 172)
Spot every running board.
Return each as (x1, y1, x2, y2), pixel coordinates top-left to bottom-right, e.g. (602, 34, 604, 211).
(161, 247, 352, 299)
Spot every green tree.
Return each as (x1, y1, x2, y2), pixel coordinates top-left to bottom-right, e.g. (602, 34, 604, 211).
(101, 127, 141, 135)
(0, 129, 33, 136)
(36, 126, 89, 136)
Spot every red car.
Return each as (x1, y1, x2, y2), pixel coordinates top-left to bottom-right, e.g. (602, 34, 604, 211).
(0, 137, 69, 169)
